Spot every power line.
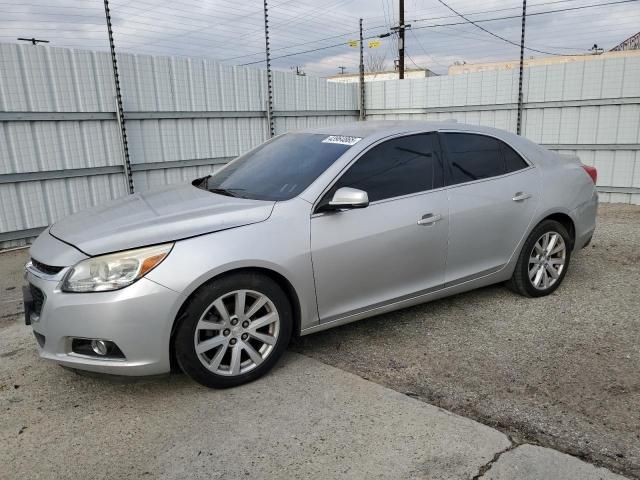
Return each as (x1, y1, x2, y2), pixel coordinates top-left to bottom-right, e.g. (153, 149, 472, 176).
(433, 0, 569, 55)
(221, 24, 389, 61)
(409, 0, 607, 23)
(408, 28, 449, 69)
(110, 0, 360, 56)
(240, 0, 638, 65)
(421, 0, 638, 55)
(240, 37, 375, 65)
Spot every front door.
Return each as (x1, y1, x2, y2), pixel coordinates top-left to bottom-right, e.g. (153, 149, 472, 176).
(311, 133, 449, 322)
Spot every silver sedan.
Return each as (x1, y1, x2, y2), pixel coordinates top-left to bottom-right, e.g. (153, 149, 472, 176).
(24, 121, 598, 388)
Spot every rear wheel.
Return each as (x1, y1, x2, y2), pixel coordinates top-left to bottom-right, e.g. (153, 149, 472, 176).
(174, 272, 292, 388)
(507, 219, 572, 297)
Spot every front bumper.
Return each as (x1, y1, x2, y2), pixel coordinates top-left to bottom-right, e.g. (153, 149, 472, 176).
(26, 267, 182, 376)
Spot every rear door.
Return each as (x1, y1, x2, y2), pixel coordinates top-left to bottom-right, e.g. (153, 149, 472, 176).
(310, 133, 449, 322)
(440, 132, 540, 284)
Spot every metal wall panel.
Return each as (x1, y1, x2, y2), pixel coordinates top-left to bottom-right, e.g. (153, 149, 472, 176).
(0, 174, 127, 238)
(366, 56, 640, 204)
(2, 43, 638, 249)
(0, 44, 358, 249)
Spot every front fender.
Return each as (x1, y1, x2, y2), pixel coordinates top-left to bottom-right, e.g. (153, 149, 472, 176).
(146, 199, 319, 331)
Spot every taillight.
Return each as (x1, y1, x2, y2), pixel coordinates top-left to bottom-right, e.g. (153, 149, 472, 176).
(582, 165, 597, 184)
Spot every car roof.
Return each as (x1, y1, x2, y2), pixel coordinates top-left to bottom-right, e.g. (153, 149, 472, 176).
(297, 120, 550, 166)
(298, 119, 525, 137)
(298, 120, 457, 138)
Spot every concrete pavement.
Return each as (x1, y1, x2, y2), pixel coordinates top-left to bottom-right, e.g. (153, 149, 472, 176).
(0, 247, 631, 479)
(0, 335, 628, 479)
(485, 445, 629, 480)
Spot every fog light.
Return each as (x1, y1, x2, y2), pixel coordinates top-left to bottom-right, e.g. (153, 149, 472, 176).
(91, 339, 108, 356)
(71, 338, 125, 359)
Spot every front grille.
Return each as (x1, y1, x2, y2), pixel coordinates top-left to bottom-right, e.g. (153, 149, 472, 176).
(30, 284, 45, 315)
(31, 258, 64, 276)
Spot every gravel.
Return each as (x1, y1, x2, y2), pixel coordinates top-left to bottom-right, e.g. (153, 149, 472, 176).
(295, 203, 640, 478)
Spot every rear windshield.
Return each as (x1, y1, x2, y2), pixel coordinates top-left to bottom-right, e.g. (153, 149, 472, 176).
(196, 133, 354, 201)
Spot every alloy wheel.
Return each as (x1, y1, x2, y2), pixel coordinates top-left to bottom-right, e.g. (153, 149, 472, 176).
(528, 231, 567, 290)
(193, 289, 280, 376)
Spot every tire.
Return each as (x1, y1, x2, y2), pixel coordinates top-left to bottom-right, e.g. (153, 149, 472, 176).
(174, 272, 292, 388)
(507, 219, 572, 297)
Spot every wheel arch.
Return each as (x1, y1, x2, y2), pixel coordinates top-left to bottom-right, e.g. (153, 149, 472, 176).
(506, 209, 577, 279)
(168, 266, 303, 371)
(541, 212, 576, 249)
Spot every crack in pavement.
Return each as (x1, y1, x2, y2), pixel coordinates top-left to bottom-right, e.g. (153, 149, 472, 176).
(472, 436, 521, 479)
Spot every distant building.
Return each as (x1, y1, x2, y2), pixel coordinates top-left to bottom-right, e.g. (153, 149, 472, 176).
(448, 47, 640, 76)
(327, 68, 438, 83)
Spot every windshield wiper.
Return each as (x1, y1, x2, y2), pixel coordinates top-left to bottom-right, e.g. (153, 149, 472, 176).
(209, 187, 246, 198)
(192, 176, 247, 198)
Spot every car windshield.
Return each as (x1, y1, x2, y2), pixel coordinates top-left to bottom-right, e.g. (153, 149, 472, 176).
(195, 133, 355, 201)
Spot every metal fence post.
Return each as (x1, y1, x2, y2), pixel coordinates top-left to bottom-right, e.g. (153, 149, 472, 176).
(516, 0, 527, 136)
(263, 0, 275, 137)
(103, 0, 134, 194)
(359, 18, 365, 121)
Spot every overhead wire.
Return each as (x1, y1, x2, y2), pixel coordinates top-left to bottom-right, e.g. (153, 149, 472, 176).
(239, 0, 639, 66)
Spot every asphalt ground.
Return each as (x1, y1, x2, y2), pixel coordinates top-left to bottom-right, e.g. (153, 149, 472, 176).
(295, 203, 640, 478)
(0, 203, 638, 478)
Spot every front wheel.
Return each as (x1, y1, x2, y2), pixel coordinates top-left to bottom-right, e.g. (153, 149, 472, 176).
(174, 272, 292, 388)
(507, 219, 572, 297)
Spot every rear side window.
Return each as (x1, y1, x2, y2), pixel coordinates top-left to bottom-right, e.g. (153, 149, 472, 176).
(441, 133, 504, 184)
(328, 133, 443, 203)
(502, 142, 529, 173)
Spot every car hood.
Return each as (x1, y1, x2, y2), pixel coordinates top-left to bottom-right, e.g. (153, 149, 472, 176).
(49, 183, 275, 256)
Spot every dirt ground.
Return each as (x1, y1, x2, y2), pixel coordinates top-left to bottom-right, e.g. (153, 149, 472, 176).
(1, 204, 638, 478)
(295, 203, 640, 478)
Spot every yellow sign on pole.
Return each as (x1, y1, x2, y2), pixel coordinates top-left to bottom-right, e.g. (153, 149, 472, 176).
(368, 40, 381, 48)
(348, 40, 359, 48)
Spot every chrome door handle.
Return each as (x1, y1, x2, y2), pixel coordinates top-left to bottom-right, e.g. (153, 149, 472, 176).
(417, 213, 442, 226)
(512, 192, 532, 202)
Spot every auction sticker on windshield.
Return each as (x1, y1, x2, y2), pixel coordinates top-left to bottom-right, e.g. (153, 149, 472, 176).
(322, 135, 362, 146)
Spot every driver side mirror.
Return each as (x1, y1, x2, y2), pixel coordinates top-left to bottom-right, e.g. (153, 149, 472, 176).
(319, 187, 369, 212)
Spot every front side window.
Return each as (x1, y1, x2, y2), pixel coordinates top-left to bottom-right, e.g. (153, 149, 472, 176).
(323, 133, 443, 204)
(197, 133, 353, 201)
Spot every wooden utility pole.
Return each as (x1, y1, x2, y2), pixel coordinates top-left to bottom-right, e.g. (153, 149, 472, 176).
(399, 0, 405, 79)
(17, 37, 49, 45)
(391, 0, 408, 79)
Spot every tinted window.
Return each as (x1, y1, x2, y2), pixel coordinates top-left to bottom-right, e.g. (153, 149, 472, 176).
(442, 133, 504, 184)
(327, 133, 442, 203)
(501, 142, 529, 173)
(199, 133, 352, 201)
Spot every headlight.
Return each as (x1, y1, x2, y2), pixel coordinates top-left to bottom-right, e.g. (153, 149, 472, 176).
(61, 243, 173, 293)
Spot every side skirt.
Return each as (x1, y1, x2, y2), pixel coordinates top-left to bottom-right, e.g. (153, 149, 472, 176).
(300, 265, 508, 336)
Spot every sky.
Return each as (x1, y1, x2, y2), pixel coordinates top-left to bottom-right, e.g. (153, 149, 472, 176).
(1, 0, 638, 77)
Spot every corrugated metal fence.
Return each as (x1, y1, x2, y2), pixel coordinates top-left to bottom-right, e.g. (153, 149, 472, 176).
(366, 56, 640, 205)
(0, 44, 358, 248)
(1, 43, 639, 249)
